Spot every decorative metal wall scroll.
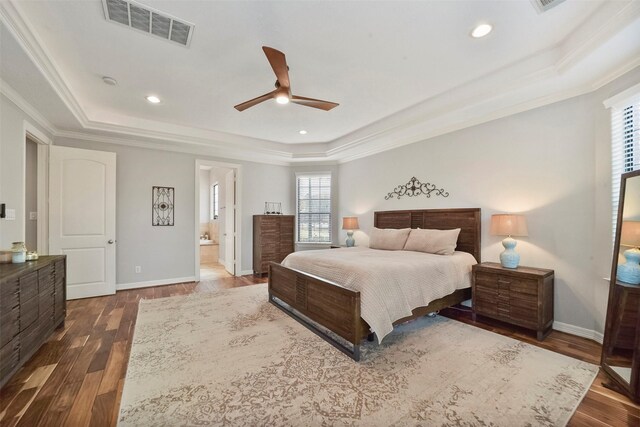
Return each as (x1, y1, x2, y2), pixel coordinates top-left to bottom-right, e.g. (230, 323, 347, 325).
(152, 186, 175, 226)
(384, 177, 449, 200)
(264, 202, 282, 215)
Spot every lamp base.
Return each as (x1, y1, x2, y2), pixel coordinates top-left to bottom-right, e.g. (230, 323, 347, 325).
(617, 247, 640, 285)
(499, 236, 520, 269)
(345, 230, 355, 247)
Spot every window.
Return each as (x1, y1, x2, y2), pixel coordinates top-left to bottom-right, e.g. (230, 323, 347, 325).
(297, 174, 331, 243)
(210, 184, 218, 220)
(610, 89, 640, 235)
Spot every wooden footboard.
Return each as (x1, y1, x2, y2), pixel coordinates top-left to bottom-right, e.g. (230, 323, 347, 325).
(268, 262, 369, 360)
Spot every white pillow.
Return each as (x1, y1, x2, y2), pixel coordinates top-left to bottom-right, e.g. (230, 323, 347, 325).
(369, 227, 411, 250)
(403, 228, 461, 255)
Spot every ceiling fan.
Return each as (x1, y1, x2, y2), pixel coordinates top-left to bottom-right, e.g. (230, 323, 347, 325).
(234, 46, 339, 112)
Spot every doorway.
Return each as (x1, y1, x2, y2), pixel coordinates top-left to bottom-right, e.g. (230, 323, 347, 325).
(195, 160, 241, 281)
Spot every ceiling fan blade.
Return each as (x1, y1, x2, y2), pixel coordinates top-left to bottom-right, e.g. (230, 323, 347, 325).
(291, 95, 339, 111)
(234, 90, 276, 111)
(262, 46, 290, 88)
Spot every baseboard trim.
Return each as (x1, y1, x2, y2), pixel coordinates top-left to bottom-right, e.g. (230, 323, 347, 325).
(553, 321, 603, 343)
(116, 276, 196, 291)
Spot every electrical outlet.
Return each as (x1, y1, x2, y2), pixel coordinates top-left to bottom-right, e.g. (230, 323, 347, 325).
(135, 266, 141, 274)
(29, 212, 37, 220)
(5, 209, 15, 220)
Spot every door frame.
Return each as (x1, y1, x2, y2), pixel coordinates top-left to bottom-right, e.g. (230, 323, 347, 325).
(22, 120, 51, 255)
(194, 159, 242, 280)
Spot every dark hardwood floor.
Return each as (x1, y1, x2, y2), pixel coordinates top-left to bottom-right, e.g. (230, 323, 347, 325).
(0, 276, 638, 426)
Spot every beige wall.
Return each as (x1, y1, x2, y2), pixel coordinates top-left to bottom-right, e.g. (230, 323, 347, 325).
(24, 138, 37, 250)
(338, 66, 640, 336)
(54, 137, 293, 284)
(0, 94, 51, 249)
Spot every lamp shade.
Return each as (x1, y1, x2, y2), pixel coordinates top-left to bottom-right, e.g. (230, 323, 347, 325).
(490, 214, 528, 237)
(620, 221, 640, 247)
(342, 217, 359, 230)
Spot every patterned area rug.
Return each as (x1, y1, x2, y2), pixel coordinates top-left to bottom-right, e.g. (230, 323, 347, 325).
(119, 284, 598, 426)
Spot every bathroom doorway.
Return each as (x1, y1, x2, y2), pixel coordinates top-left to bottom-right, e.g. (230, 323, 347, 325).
(195, 160, 241, 281)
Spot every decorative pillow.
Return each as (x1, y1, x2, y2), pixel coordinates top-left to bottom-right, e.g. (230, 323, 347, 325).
(403, 228, 461, 255)
(369, 228, 411, 250)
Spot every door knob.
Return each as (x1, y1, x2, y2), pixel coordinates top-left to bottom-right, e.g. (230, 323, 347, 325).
(108, 240, 114, 244)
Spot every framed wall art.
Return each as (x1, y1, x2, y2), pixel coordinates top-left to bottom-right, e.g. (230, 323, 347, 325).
(152, 186, 175, 226)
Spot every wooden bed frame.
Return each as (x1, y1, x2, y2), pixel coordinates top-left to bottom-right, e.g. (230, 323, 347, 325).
(268, 208, 481, 361)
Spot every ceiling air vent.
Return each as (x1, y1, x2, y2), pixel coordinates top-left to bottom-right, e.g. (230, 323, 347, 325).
(102, 0, 194, 47)
(530, 0, 566, 13)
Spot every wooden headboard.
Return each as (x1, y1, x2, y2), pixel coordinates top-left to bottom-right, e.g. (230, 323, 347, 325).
(374, 208, 481, 262)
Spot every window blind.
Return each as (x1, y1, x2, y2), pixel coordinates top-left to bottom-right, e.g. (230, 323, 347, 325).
(611, 97, 640, 237)
(297, 174, 331, 243)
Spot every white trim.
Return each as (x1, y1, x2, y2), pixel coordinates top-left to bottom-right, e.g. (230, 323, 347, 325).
(603, 81, 640, 109)
(22, 120, 51, 255)
(553, 321, 604, 344)
(1, 0, 640, 165)
(239, 269, 254, 276)
(116, 276, 196, 291)
(194, 159, 242, 280)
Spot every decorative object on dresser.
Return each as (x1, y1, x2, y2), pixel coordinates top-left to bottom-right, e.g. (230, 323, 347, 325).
(263, 202, 282, 215)
(617, 220, 640, 285)
(152, 186, 174, 226)
(0, 256, 66, 388)
(268, 208, 481, 360)
(490, 214, 528, 268)
(253, 215, 294, 276)
(384, 176, 449, 200)
(472, 262, 554, 340)
(602, 169, 640, 403)
(342, 216, 359, 247)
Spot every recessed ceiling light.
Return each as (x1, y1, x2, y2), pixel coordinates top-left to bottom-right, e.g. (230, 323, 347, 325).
(471, 23, 492, 38)
(146, 95, 161, 104)
(299, 130, 308, 135)
(102, 76, 117, 86)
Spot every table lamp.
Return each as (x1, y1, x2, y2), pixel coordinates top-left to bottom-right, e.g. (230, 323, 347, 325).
(617, 221, 640, 284)
(490, 214, 528, 268)
(342, 217, 359, 247)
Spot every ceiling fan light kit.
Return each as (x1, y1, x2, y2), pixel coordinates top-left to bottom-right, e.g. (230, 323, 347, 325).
(234, 46, 339, 112)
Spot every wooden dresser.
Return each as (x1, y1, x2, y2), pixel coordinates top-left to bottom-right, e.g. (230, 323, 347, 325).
(472, 262, 554, 340)
(0, 256, 66, 388)
(253, 215, 295, 276)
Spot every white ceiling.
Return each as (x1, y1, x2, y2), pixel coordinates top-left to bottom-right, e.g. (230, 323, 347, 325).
(1, 0, 639, 163)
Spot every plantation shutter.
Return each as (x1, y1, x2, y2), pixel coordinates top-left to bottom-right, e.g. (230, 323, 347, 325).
(297, 174, 331, 243)
(608, 90, 640, 238)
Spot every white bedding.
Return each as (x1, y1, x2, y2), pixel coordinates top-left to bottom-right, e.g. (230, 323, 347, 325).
(281, 247, 477, 343)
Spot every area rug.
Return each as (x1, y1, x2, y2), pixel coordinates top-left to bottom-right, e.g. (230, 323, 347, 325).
(118, 284, 598, 426)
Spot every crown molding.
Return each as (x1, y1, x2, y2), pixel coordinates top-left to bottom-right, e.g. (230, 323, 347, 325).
(1, 0, 639, 166)
(54, 130, 292, 166)
(0, 1, 88, 125)
(0, 78, 56, 135)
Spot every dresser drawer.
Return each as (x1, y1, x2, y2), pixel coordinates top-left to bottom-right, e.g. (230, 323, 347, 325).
(497, 275, 538, 296)
(0, 284, 19, 314)
(21, 296, 39, 332)
(0, 337, 20, 379)
(20, 272, 39, 303)
(0, 305, 20, 347)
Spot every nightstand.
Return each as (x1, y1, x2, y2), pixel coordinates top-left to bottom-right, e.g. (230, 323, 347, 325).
(472, 262, 554, 340)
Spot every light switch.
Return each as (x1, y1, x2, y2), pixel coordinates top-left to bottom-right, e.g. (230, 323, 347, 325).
(5, 209, 15, 220)
(29, 212, 37, 220)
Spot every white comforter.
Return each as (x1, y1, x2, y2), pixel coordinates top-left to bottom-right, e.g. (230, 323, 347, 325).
(281, 247, 476, 342)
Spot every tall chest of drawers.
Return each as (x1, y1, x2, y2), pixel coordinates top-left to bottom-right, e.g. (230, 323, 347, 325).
(253, 215, 295, 276)
(472, 262, 554, 340)
(0, 256, 66, 388)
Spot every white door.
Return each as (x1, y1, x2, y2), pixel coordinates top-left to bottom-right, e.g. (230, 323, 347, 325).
(49, 146, 116, 299)
(224, 170, 235, 275)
